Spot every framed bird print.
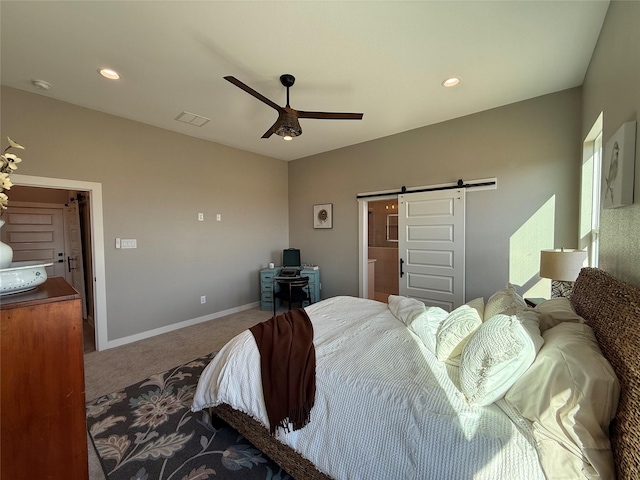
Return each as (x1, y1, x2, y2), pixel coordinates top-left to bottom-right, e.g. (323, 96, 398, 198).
(602, 121, 636, 209)
(313, 203, 333, 229)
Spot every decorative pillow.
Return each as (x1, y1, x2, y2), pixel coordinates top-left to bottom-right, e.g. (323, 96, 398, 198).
(483, 283, 527, 321)
(504, 322, 619, 480)
(534, 297, 586, 332)
(459, 310, 543, 406)
(465, 297, 485, 319)
(435, 305, 482, 362)
(387, 295, 426, 326)
(407, 306, 449, 354)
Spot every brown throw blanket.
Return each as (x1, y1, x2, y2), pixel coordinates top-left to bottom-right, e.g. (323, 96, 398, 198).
(249, 308, 316, 435)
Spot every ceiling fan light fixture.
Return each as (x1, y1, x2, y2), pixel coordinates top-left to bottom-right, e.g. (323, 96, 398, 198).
(275, 125, 301, 139)
(274, 112, 302, 139)
(283, 135, 293, 141)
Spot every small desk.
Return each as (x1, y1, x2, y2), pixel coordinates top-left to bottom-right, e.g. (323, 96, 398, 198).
(260, 267, 320, 311)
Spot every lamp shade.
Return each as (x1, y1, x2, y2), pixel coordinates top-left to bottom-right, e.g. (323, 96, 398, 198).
(540, 249, 587, 282)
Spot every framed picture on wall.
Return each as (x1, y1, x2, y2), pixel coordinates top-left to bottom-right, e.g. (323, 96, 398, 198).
(313, 203, 333, 229)
(602, 121, 637, 209)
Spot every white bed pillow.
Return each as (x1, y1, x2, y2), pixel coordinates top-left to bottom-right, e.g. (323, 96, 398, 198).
(483, 283, 527, 321)
(407, 306, 449, 354)
(387, 295, 426, 326)
(504, 322, 619, 480)
(465, 297, 485, 319)
(460, 310, 543, 406)
(436, 305, 482, 363)
(533, 297, 586, 332)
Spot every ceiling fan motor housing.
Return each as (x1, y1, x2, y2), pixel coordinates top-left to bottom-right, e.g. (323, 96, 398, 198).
(275, 110, 302, 138)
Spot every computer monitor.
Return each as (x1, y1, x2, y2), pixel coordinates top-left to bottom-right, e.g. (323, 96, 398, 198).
(282, 248, 301, 267)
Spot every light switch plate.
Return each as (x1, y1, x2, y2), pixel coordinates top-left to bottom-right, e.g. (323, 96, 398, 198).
(121, 239, 137, 249)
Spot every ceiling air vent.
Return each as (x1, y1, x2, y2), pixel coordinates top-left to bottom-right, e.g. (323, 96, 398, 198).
(175, 111, 210, 127)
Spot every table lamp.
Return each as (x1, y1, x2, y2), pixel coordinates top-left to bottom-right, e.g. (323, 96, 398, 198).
(540, 249, 588, 298)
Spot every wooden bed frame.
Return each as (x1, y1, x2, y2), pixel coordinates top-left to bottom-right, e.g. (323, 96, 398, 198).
(213, 267, 640, 480)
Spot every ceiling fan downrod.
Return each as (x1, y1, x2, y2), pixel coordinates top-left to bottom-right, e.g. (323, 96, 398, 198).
(280, 74, 295, 108)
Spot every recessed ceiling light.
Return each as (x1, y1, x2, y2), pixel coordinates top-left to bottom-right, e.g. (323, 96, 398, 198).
(442, 77, 461, 87)
(32, 79, 51, 90)
(99, 68, 120, 80)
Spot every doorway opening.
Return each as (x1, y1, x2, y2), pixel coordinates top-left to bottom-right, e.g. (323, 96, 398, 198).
(2, 187, 96, 351)
(367, 198, 399, 302)
(358, 194, 397, 300)
(9, 174, 107, 351)
(358, 179, 493, 308)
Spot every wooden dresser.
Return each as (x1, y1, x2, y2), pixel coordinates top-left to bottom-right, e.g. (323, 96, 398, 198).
(1, 277, 88, 480)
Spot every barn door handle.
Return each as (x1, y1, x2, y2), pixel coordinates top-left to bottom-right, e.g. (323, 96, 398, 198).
(67, 256, 75, 272)
(399, 258, 405, 278)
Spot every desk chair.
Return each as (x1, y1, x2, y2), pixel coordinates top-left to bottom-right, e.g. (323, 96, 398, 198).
(273, 276, 311, 316)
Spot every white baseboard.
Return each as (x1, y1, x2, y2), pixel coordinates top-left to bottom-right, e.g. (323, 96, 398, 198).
(98, 301, 260, 351)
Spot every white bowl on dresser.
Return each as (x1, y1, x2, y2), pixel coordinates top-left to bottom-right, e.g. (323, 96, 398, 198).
(0, 262, 53, 296)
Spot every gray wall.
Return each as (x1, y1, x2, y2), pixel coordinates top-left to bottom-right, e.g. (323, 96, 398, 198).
(582, 0, 640, 288)
(1, 86, 289, 341)
(288, 88, 583, 302)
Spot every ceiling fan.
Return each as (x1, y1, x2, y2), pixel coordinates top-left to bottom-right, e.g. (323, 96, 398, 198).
(224, 74, 363, 140)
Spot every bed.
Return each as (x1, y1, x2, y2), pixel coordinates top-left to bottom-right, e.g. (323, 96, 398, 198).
(192, 268, 640, 479)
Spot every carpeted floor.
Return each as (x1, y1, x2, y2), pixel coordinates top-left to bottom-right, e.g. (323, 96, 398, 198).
(84, 306, 276, 479)
(86, 351, 292, 480)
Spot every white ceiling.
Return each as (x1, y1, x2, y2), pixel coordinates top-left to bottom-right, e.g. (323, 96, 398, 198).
(1, 1, 610, 161)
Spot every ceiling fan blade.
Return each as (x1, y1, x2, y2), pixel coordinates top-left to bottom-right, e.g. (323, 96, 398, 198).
(297, 111, 363, 120)
(224, 76, 283, 112)
(261, 120, 280, 139)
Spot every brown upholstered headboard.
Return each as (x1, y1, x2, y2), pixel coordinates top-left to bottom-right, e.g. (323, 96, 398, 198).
(571, 268, 640, 480)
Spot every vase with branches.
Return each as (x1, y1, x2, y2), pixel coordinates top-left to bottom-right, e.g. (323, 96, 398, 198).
(0, 137, 25, 268)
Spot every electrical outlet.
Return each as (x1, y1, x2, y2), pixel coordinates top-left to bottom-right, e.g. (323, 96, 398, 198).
(216, 214, 221, 222)
(198, 213, 204, 221)
(200, 295, 206, 304)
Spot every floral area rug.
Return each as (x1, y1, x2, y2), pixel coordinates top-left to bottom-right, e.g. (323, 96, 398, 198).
(86, 352, 292, 480)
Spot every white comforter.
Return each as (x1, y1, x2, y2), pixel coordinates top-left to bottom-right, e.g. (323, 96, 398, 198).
(192, 296, 545, 480)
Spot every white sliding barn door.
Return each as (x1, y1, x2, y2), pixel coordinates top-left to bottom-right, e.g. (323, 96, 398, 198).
(398, 188, 465, 310)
